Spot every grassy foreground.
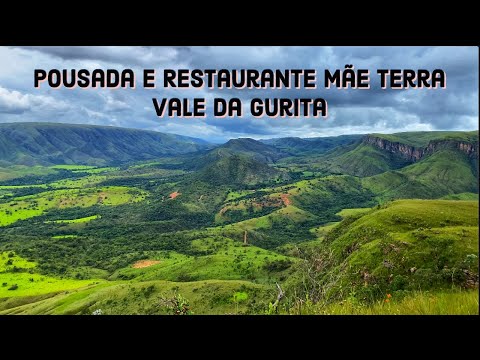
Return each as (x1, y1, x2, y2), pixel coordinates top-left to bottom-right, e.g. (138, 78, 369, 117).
(291, 291, 478, 315)
(0, 279, 273, 315)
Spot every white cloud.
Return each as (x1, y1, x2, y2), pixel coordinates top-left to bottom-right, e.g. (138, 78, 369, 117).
(100, 93, 131, 112)
(18, 46, 180, 67)
(0, 86, 69, 114)
(81, 106, 110, 120)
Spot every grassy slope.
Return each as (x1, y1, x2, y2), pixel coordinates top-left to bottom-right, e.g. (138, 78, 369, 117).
(324, 143, 412, 177)
(314, 130, 478, 178)
(288, 175, 376, 221)
(292, 290, 478, 315)
(216, 205, 315, 232)
(0, 252, 100, 298)
(0, 246, 281, 314)
(0, 279, 274, 315)
(318, 200, 478, 300)
(363, 149, 478, 201)
(110, 237, 293, 283)
(441, 193, 479, 200)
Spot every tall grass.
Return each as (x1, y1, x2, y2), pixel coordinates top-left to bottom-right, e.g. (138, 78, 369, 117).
(290, 291, 479, 315)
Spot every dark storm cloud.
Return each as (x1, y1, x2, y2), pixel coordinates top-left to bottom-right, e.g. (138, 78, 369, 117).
(17, 46, 181, 67)
(0, 46, 477, 141)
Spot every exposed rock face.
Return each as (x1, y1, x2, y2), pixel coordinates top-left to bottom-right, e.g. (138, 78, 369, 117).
(363, 136, 423, 161)
(363, 135, 479, 162)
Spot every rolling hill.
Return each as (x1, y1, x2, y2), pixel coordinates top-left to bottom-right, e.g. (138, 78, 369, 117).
(188, 138, 287, 171)
(193, 154, 290, 186)
(0, 122, 212, 167)
(314, 200, 479, 301)
(363, 148, 479, 200)
(183, 138, 291, 185)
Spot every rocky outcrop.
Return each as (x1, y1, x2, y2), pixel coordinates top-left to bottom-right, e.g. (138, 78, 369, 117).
(363, 136, 423, 161)
(363, 135, 479, 162)
(424, 140, 478, 159)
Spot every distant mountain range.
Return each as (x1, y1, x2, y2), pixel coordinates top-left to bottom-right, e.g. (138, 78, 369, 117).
(0, 122, 211, 167)
(0, 123, 478, 198)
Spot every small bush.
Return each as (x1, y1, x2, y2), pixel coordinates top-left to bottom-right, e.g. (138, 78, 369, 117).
(263, 259, 292, 272)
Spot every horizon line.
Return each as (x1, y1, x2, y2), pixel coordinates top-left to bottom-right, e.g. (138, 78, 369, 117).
(0, 121, 478, 143)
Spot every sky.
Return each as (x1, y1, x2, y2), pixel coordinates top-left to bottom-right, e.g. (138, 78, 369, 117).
(0, 46, 477, 143)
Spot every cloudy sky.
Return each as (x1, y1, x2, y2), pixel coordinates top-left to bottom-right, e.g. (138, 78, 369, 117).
(0, 46, 477, 142)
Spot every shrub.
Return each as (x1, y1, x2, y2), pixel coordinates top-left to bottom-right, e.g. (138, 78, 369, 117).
(159, 292, 193, 315)
(263, 259, 292, 272)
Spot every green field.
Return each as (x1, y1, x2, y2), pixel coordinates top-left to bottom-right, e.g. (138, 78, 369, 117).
(0, 273, 98, 298)
(225, 190, 256, 202)
(0, 165, 57, 181)
(50, 165, 120, 174)
(52, 235, 78, 239)
(50, 165, 96, 171)
(0, 187, 146, 226)
(0, 252, 36, 272)
(46, 215, 100, 224)
(0, 252, 99, 298)
(0, 184, 47, 189)
(336, 207, 372, 218)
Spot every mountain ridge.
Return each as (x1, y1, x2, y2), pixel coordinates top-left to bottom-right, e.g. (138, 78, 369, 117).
(321, 130, 479, 177)
(364, 132, 479, 163)
(261, 134, 362, 155)
(0, 122, 212, 167)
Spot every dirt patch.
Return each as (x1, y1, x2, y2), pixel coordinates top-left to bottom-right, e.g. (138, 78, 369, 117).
(220, 206, 229, 215)
(97, 192, 107, 204)
(280, 194, 291, 206)
(169, 191, 181, 199)
(132, 260, 161, 269)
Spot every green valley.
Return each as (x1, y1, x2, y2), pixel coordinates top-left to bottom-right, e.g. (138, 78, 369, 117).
(0, 123, 477, 315)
